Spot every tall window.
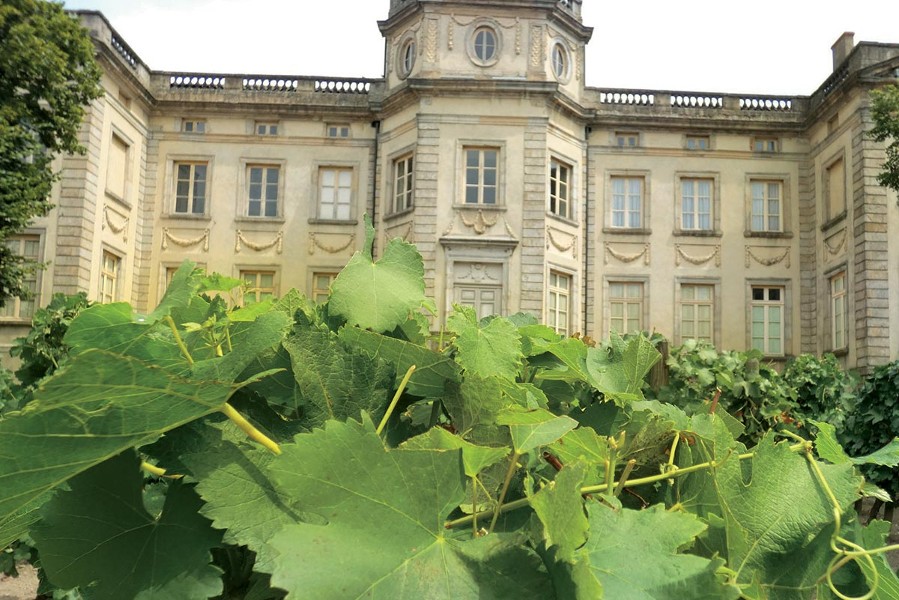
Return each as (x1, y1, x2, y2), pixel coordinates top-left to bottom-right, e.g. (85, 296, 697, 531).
(551, 44, 567, 80)
(312, 272, 338, 304)
(174, 162, 207, 215)
(681, 178, 713, 231)
(680, 284, 714, 342)
(0, 236, 40, 319)
(830, 272, 847, 349)
(825, 158, 846, 220)
(464, 148, 498, 205)
(547, 271, 571, 334)
(393, 155, 414, 212)
(549, 160, 571, 219)
(400, 39, 416, 77)
(750, 286, 784, 355)
(610, 176, 642, 229)
(319, 167, 353, 220)
(99, 251, 121, 304)
(247, 165, 280, 217)
(750, 181, 782, 233)
(457, 286, 500, 320)
(609, 282, 643, 335)
(242, 271, 276, 304)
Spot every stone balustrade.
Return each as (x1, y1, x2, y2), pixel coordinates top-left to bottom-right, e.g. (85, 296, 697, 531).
(593, 87, 807, 116)
(156, 73, 377, 95)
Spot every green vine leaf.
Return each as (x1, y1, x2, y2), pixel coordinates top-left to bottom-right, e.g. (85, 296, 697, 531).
(402, 427, 510, 477)
(529, 462, 589, 563)
(329, 218, 425, 333)
(586, 334, 660, 402)
(32, 452, 223, 600)
(447, 306, 523, 381)
(572, 502, 740, 599)
(265, 416, 553, 598)
(812, 419, 899, 467)
(0, 350, 232, 545)
(497, 407, 579, 454)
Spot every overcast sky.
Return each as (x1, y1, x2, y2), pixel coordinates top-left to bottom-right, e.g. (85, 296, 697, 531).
(62, 0, 899, 96)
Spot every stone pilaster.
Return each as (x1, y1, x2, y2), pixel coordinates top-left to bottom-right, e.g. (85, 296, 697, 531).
(798, 154, 818, 354)
(520, 121, 548, 316)
(414, 118, 440, 300)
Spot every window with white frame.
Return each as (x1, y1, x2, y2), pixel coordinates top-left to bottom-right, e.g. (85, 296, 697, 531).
(242, 270, 277, 305)
(680, 284, 714, 343)
(610, 176, 643, 229)
(549, 159, 571, 219)
(547, 271, 571, 334)
(750, 286, 784, 355)
(312, 272, 338, 304)
(750, 180, 783, 233)
(471, 26, 498, 63)
(318, 167, 353, 220)
(247, 165, 280, 217)
(615, 132, 639, 148)
(399, 38, 416, 78)
(753, 137, 778, 152)
(609, 281, 644, 335)
(463, 148, 498, 205)
(174, 162, 208, 215)
(830, 272, 847, 349)
(686, 135, 710, 150)
(99, 251, 121, 304)
(551, 43, 568, 81)
(255, 122, 278, 136)
(327, 124, 350, 138)
(0, 235, 41, 319)
(680, 178, 713, 231)
(393, 155, 414, 213)
(182, 120, 205, 133)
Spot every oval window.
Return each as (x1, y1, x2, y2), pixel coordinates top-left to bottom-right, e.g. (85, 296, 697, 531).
(399, 38, 416, 78)
(552, 43, 568, 80)
(473, 27, 497, 62)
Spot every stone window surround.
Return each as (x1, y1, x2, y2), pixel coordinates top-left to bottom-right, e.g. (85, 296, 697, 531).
(105, 127, 134, 208)
(744, 173, 793, 238)
(466, 19, 502, 67)
(441, 240, 517, 321)
(823, 262, 849, 354)
(684, 134, 712, 151)
(674, 171, 721, 237)
(397, 31, 418, 80)
(602, 275, 649, 339)
(237, 265, 280, 305)
(308, 160, 360, 224)
(548, 153, 577, 224)
(603, 169, 651, 234)
(456, 139, 506, 208)
(180, 118, 206, 134)
(821, 148, 848, 228)
(549, 38, 572, 84)
(546, 264, 578, 335)
(385, 144, 416, 218)
(745, 277, 793, 358)
(164, 154, 215, 219)
(0, 230, 44, 322)
(674, 277, 722, 346)
(236, 158, 287, 221)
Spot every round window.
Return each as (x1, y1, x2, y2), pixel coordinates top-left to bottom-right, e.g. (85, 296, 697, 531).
(399, 38, 416, 79)
(551, 43, 568, 81)
(473, 26, 497, 62)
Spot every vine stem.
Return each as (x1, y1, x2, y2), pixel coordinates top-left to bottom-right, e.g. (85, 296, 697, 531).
(165, 316, 194, 366)
(141, 461, 183, 479)
(488, 451, 521, 534)
(376, 365, 416, 436)
(471, 475, 479, 538)
(222, 403, 281, 455)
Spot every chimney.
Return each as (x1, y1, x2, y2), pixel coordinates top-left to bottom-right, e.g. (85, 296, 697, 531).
(831, 32, 855, 70)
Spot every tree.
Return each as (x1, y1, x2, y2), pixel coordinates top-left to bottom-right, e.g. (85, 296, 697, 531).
(0, 0, 102, 308)
(869, 83, 899, 193)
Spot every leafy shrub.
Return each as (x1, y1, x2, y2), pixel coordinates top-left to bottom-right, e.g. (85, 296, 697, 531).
(840, 359, 899, 498)
(653, 339, 794, 444)
(782, 353, 858, 430)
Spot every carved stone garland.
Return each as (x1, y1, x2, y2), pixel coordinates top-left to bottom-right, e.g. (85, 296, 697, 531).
(744, 246, 791, 268)
(102, 205, 129, 242)
(546, 227, 578, 258)
(459, 209, 498, 234)
(308, 233, 356, 256)
(604, 242, 650, 265)
(162, 228, 209, 252)
(675, 244, 720, 267)
(824, 230, 847, 256)
(235, 230, 283, 254)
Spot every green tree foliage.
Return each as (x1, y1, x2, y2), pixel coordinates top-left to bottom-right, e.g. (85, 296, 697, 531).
(0, 0, 102, 306)
(2, 233, 899, 598)
(869, 83, 899, 193)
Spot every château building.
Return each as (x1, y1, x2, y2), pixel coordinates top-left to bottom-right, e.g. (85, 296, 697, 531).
(2, 0, 898, 371)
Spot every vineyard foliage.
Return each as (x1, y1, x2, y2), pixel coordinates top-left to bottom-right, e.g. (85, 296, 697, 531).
(2, 223, 899, 599)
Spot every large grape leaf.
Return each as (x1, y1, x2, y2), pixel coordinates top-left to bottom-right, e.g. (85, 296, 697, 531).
(585, 334, 660, 402)
(443, 376, 514, 434)
(496, 407, 579, 454)
(447, 307, 523, 381)
(572, 502, 740, 599)
(264, 416, 553, 599)
(812, 420, 899, 467)
(529, 462, 589, 563)
(0, 349, 232, 543)
(701, 435, 862, 597)
(329, 219, 425, 333)
(283, 324, 393, 429)
(402, 426, 509, 477)
(338, 327, 460, 397)
(191, 311, 292, 384)
(31, 452, 223, 600)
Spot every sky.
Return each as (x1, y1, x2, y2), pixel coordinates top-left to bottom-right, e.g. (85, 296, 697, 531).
(61, 0, 899, 96)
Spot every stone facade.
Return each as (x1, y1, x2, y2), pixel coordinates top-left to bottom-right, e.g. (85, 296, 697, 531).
(2, 0, 898, 371)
